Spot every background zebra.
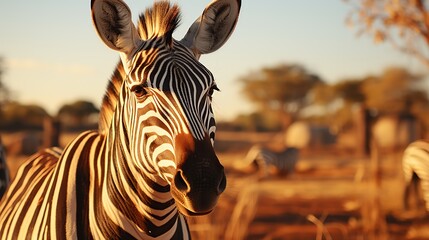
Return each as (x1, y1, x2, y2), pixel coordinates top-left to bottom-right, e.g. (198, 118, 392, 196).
(0, 136, 8, 197)
(243, 145, 300, 177)
(402, 139, 429, 213)
(0, 0, 241, 239)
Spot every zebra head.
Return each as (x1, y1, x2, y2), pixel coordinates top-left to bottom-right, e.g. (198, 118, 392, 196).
(91, 0, 240, 216)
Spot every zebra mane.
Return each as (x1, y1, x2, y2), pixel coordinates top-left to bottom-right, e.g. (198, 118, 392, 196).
(98, 61, 124, 135)
(137, 1, 181, 43)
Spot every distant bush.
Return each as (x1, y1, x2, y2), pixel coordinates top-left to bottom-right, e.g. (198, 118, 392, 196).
(0, 102, 49, 131)
(57, 100, 99, 131)
(230, 112, 282, 132)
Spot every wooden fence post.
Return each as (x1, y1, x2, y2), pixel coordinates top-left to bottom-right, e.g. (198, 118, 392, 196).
(43, 117, 61, 148)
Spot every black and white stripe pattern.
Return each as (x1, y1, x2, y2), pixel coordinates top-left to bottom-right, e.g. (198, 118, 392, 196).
(0, 136, 8, 197)
(402, 140, 429, 211)
(244, 145, 300, 175)
(0, 0, 241, 239)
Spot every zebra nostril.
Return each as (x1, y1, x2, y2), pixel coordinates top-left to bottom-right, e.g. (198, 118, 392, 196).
(217, 172, 227, 195)
(174, 170, 190, 193)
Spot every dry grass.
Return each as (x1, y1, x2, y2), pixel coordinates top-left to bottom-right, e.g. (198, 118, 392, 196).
(1, 131, 427, 239)
(186, 133, 423, 239)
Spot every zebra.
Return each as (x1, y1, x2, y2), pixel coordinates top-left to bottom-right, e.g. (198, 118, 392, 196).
(0, 0, 241, 239)
(402, 140, 429, 213)
(243, 145, 300, 177)
(0, 136, 9, 197)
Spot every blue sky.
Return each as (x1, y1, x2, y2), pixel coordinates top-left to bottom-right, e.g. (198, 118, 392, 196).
(0, 0, 426, 120)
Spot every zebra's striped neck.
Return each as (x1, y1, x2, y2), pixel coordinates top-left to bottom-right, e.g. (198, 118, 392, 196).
(89, 93, 190, 239)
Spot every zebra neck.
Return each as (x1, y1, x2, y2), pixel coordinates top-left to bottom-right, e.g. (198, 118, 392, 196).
(90, 123, 189, 239)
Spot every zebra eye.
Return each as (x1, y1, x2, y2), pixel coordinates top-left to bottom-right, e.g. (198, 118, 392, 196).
(132, 85, 148, 98)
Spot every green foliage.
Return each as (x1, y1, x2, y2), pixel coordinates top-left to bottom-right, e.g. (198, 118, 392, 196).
(324, 67, 428, 133)
(309, 79, 365, 106)
(58, 100, 99, 118)
(0, 102, 49, 130)
(240, 64, 323, 115)
(239, 63, 429, 132)
(333, 79, 365, 103)
(361, 67, 424, 115)
(231, 112, 282, 132)
(57, 100, 99, 131)
(0, 56, 48, 131)
(239, 64, 324, 131)
(331, 103, 359, 132)
(0, 57, 10, 105)
(308, 83, 336, 105)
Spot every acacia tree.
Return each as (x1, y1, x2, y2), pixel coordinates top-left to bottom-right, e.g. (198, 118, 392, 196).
(0, 57, 10, 105)
(0, 57, 11, 125)
(361, 67, 424, 114)
(345, 0, 429, 67)
(57, 100, 99, 130)
(307, 67, 427, 131)
(310, 79, 365, 107)
(306, 78, 366, 131)
(240, 64, 323, 129)
(0, 102, 49, 130)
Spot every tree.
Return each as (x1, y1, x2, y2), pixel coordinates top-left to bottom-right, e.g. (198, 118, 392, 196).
(57, 100, 99, 130)
(0, 102, 49, 130)
(308, 79, 365, 112)
(232, 112, 278, 131)
(306, 79, 365, 130)
(361, 67, 424, 115)
(306, 67, 428, 132)
(0, 60, 48, 130)
(0, 57, 10, 105)
(345, 0, 429, 67)
(240, 64, 323, 129)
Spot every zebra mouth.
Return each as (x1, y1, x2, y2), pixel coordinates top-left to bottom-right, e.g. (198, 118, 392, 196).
(171, 187, 217, 216)
(175, 199, 213, 216)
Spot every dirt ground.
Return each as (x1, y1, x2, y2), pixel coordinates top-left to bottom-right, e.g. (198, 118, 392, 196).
(2, 131, 429, 239)
(192, 131, 429, 240)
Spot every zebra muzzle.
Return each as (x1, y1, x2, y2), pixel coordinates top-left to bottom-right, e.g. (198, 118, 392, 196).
(171, 134, 226, 216)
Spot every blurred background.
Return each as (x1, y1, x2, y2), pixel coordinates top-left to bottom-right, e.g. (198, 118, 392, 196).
(2, 0, 429, 239)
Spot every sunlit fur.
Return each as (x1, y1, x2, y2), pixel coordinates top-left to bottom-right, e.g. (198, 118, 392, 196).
(0, 137, 8, 197)
(137, 1, 180, 44)
(98, 62, 125, 135)
(0, 1, 225, 239)
(403, 140, 429, 211)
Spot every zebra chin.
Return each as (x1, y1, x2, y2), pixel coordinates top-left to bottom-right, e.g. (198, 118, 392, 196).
(174, 198, 216, 216)
(171, 187, 221, 216)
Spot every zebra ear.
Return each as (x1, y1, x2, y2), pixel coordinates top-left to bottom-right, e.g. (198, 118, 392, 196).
(91, 0, 142, 60)
(181, 0, 241, 58)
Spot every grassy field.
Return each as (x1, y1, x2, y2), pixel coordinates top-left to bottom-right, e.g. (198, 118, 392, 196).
(2, 131, 429, 239)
